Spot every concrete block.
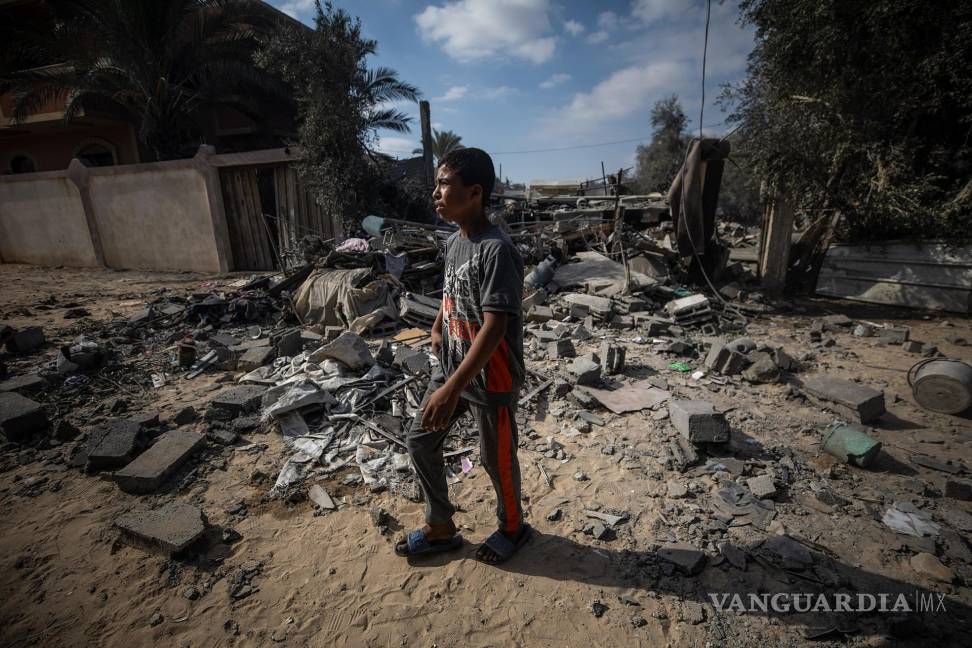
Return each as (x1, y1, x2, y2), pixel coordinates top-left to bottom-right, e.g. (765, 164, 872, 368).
(238, 345, 274, 371)
(0, 392, 49, 441)
(669, 400, 730, 443)
(747, 474, 777, 499)
(902, 340, 923, 353)
(743, 352, 780, 383)
(5, 326, 45, 354)
(944, 480, 972, 501)
(568, 303, 590, 320)
(394, 346, 430, 375)
(704, 343, 747, 376)
(114, 429, 206, 493)
(608, 315, 634, 330)
(171, 406, 198, 425)
(211, 385, 266, 415)
(599, 341, 625, 375)
(274, 329, 302, 358)
(0, 374, 46, 393)
(114, 502, 207, 554)
(878, 327, 910, 344)
(563, 293, 612, 318)
(802, 376, 885, 423)
(547, 339, 576, 360)
(208, 333, 240, 348)
(87, 420, 146, 470)
(526, 305, 554, 323)
(657, 542, 706, 575)
(569, 355, 601, 386)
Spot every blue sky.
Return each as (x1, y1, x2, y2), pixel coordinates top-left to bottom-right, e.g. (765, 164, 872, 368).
(268, 0, 755, 184)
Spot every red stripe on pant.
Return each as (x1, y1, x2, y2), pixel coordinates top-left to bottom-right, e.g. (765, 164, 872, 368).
(497, 406, 520, 533)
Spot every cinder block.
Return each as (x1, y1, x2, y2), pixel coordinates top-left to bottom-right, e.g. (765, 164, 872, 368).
(114, 429, 206, 493)
(87, 420, 146, 470)
(802, 376, 885, 423)
(669, 399, 730, 443)
(0, 392, 48, 441)
(547, 339, 577, 359)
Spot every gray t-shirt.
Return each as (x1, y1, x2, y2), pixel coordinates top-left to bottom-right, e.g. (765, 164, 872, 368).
(440, 225, 524, 406)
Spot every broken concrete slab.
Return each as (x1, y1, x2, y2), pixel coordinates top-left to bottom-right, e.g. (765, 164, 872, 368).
(669, 400, 730, 443)
(309, 331, 374, 370)
(114, 429, 206, 494)
(87, 420, 146, 471)
(563, 293, 613, 318)
(238, 345, 275, 371)
(802, 376, 886, 423)
(0, 374, 45, 393)
(657, 542, 706, 575)
(577, 380, 670, 414)
(211, 385, 266, 415)
(526, 305, 554, 323)
(0, 392, 49, 442)
(309, 484, 336, 510)
(910, 552, 955, 583)
(114, 502, 207, 554)
(394, 346, 430, 375)
(274, 329, 303, 358)
(4, 326, 45, 354)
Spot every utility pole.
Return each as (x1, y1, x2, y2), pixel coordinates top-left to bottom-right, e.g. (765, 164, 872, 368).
(419, 100, 434, 192)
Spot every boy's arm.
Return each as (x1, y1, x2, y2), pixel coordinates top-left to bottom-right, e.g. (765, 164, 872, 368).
(421, 310, 507, 431)
(431, 301, 444, 355)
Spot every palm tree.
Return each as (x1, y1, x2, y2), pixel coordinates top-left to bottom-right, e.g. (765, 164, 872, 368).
(412, 129, 464, 164)
(0, 0, 292, 160)
(362, 66, 419, 134)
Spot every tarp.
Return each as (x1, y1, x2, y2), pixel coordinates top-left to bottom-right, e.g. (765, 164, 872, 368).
(293, 268, 399, 332)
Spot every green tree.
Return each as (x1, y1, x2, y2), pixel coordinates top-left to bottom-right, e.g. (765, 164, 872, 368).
(722, 0, 972, 240)
(412, 129, 464, 165)
(0, 0, 290, 160)
(257, 1, 420, 224)
(632, 95, 689, 193)
(363, 66, 419, 133)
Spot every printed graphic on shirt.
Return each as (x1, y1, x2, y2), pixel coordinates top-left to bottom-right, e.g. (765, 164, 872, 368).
(442, 252, 485, 389)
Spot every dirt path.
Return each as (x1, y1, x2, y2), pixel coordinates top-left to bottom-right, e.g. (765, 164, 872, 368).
(1, 263, 970, 647)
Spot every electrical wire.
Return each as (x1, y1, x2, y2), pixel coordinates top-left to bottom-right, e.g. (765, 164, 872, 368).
(678, 0, 748, 328)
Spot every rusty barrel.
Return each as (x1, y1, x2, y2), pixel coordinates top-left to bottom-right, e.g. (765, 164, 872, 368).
(909, 358, 972, 414)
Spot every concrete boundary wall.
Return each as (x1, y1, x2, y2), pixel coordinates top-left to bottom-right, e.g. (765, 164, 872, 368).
(0, 167, 100, 267)
(0, 146, 233, 273)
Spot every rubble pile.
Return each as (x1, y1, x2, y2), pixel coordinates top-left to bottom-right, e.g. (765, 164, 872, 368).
(1, 204, 971, 642)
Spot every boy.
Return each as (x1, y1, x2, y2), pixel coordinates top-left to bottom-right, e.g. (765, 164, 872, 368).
(395, 148, 529, 564)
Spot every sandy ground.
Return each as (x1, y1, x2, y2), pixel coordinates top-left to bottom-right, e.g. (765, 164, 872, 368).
(1, 262, 971, 648)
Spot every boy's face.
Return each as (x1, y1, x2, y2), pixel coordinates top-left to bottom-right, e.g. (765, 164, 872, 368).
(433, 165, 482, 224)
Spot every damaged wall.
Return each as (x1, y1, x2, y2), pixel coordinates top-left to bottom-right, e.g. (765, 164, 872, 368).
(88, 165, 223, 273)
(0, 172, 100, 267)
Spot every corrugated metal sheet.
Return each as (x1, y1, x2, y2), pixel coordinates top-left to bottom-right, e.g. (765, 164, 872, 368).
(815, 241, 972, 313)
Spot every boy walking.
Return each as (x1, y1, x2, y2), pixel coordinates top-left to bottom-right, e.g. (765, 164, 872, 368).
(396, 148, 529, 564)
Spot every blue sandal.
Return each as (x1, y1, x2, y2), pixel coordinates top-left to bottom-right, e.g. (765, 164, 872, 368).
(478, 524, 532, 564)
(395, 528, 463, 557)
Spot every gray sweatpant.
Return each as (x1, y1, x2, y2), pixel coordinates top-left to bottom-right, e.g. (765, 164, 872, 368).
(406, 371, 523, 533)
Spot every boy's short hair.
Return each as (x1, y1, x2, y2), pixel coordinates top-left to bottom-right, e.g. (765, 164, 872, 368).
(438, 147, 495, 208)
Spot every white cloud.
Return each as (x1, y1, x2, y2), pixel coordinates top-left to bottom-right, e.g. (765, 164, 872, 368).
(631, 0, 684, 24)
(586, 30, 609, 44)
(539, 72, 571, 89)
(483, 85, 516, 99)
(271, 0, 315, 20)
(415, 0, 557, 64)
(435, 85, 469, 102)
(375, 136, 420, 157)
(564, 19, 584, 36)
(541, 61, 688, 135)
(597, 10, 619, 30)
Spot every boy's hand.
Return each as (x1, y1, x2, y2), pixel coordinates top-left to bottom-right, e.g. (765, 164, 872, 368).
(421, 383, 460, 431)
(431, 328, 443, 355)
